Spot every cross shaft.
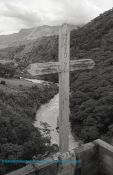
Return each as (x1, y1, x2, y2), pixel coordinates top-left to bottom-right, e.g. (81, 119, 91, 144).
(27, 24, 95, 153)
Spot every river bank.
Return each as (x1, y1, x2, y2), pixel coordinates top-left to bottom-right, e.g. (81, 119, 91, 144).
(34, 93, 80, 150)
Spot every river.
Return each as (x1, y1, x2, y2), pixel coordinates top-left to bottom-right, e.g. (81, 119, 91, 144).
(25, 78, 79, 150)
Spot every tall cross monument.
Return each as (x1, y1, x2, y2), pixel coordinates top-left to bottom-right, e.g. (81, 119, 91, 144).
(27, 24, 95, 153)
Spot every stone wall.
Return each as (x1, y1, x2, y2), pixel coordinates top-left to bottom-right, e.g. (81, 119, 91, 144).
(5, 139, 113, 175)
(74, 142, 98, 175)
(94, 139, 113, 175)
(6, 142, 98, 175)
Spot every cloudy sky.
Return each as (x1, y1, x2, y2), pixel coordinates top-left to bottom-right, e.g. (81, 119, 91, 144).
(0, 0, 113, 35)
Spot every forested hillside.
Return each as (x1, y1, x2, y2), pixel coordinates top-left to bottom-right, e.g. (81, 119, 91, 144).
(1, 8, 113, 144)
(0, 36, 58, 69)
(70, 9, 113, 143)
(0, 79, 57, 174)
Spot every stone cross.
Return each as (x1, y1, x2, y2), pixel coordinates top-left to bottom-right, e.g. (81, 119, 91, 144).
(27, 24, 95, 154)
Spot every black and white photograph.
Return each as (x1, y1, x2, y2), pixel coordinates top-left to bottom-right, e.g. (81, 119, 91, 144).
(0, 0, 113, 175)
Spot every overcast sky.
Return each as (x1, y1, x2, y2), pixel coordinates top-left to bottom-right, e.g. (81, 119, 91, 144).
(0, 0, 113, 35)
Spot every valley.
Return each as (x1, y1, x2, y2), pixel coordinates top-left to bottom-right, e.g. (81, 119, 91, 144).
(1, 8, 113, 173)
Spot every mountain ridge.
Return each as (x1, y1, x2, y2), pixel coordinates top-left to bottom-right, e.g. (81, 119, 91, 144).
(0, 24, 78, 49)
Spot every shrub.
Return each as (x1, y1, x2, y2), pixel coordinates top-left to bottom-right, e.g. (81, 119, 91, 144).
(1, 80, 6, 85)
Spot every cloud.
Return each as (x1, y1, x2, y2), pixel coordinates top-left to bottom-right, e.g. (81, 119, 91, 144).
(0, 2, 43, 27)
(89, 0, 113, 10)
(50, 0, 101, 24)
(0, 0, 113, 34)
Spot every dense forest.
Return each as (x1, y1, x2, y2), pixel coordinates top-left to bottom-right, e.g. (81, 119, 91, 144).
(0, 80, 57, 174)
(0, 63, 17, 78)
(70, 9, 113, 143)
(0, 8, 113, 155)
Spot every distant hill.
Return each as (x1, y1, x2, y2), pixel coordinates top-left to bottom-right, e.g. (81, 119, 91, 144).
(0, 35, 59, 69)
(0, 24, 78, 49)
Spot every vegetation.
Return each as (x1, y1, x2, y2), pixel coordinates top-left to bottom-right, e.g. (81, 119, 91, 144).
(0, 7, 113, 155)
(69, 9, 113, 143)
(0, 80, 6, 85)
(0, 36, 58, 69)
(0, 63, 17, 78)
(0, 79, 58, 174)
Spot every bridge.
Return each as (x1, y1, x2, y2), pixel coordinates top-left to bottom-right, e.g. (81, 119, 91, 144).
(6, 139, 113, 175)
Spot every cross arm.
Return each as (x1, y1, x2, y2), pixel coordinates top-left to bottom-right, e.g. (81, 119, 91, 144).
(70, 59, 95, 71)
(26, 62, 60, 76)
(26, 59, 95, 76)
